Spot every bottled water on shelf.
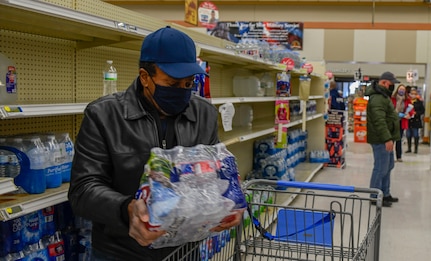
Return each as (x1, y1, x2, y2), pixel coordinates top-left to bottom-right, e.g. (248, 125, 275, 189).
(0, 153, 8, 177)
(42, 134, 62, 188)
(57, 132, 74, 183)
(13, 136, 47, 194)
(103, 60, 117, 96)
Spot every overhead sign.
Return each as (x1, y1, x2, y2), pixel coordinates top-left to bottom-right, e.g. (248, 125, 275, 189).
(406, 69, 419, 83)
(207, 21, 304, 50)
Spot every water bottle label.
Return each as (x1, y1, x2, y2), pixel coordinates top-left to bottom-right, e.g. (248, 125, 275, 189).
(64, 141, 73, 156)
(104, 72, 117, 81)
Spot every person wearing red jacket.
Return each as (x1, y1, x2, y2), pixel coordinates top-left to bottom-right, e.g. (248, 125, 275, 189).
(391, 84, 413, 162)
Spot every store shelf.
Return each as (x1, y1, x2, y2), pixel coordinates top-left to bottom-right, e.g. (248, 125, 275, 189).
(0, 183, 69, 221)
(220, 113, 324, 146)
(0, 0, 151, 50)
(0, 103, 88, 119)
(209, 96, 324, 105)
(0, 178, 18, 195)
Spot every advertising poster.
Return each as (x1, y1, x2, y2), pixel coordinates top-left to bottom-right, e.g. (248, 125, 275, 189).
(198, 1, 219, 31)
(208, 21, 303, 50)
(185, 0, 198, 25)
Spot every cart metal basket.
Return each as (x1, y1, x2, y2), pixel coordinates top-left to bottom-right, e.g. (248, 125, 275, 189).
(162, 179, 383, 261)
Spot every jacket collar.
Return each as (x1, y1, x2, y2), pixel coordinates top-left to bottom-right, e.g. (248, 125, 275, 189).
(122, 77, 197, 122)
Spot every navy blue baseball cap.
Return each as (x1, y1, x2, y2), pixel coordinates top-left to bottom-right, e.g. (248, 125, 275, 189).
(140, 26, 206, 78)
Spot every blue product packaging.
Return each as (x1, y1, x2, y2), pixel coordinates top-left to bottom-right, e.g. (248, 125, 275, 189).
(22, 212, 41, 246)
(0, 220, 11, 257)
(39, 207, 56, 238)
(9, 217, 25, 254)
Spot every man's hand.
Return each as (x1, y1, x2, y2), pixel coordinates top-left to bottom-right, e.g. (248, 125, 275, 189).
(128, 199, 166, 246)
(210, 209, 245, 233)
(385, 140, 394, 152)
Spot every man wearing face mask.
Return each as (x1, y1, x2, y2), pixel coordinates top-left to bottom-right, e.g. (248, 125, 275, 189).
(68, 26, 243, 260)
(365, 71, 401, 207)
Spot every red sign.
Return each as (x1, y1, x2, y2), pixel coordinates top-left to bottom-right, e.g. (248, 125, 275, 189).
(302, 63, 314, 74)
(281, 57, 295, 71)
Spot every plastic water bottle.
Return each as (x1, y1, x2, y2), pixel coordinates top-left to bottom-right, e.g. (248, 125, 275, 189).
(57, 133, 74, 183)
(103, 60, 117, 96)
(14, 137, 47, 194)
(0, 53, 18, 104)
(0, 152, 8, 177)
(42, 134, 62, 188)
(7, 154, 20, 178)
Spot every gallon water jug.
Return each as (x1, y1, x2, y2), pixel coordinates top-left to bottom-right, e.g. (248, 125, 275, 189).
(233, 75, 262, 97)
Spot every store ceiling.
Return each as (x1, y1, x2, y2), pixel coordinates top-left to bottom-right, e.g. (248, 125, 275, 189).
(104, 0, 427, 6)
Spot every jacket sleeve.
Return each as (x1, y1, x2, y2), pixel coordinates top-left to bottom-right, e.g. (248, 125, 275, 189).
(415, 100, 425, 117)
(68, 105, 131, 229)
(369, 98, 393, 142)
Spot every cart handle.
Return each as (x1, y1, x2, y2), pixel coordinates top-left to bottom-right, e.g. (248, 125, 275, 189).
(244, 179, 382, 195)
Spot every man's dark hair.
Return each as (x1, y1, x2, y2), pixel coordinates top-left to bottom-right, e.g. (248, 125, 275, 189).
(139, 61, 156, 77)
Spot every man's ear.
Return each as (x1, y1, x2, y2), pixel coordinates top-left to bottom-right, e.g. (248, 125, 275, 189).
(139, 68, 149, 87)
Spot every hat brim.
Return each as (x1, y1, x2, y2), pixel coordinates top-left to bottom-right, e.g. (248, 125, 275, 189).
(157, 62, 207, 78)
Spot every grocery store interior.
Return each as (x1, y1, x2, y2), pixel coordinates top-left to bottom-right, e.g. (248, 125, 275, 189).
(0, 0, 431, 260)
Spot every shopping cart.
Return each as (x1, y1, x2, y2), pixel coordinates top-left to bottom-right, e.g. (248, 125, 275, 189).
(162, 179, 383, 261)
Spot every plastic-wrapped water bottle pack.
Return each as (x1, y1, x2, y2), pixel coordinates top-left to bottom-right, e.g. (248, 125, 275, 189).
(135, 143, 247, 248)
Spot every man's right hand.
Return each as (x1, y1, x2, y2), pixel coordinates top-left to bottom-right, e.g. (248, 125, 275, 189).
(128, 199, 166, 246)
(385, 140, 394, 152)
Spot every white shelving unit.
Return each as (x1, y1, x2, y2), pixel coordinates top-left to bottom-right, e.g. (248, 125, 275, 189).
(0, 0, 327, 221)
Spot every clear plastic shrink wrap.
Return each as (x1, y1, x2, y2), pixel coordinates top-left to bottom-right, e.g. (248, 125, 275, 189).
(135, 143, 247, 248)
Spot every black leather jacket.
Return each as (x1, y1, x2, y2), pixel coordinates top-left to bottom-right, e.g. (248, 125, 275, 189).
(68, 78, 219, 260)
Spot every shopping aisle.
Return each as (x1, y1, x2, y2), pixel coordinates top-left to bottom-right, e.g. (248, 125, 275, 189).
(311, 134, 431, 260)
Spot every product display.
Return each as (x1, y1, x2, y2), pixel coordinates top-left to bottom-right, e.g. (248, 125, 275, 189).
(0, 133, 74, 194)
(325, 109, 346, 168)
(135, 143, 247, 248)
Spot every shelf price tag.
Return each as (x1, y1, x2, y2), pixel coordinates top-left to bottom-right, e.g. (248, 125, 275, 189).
(1, 205, 23, 220)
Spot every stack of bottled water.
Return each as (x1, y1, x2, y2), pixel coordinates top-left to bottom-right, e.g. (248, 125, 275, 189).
(0, 207, 66, 261)
(309, 150, 330, 163)
(0, 132, 74, 194)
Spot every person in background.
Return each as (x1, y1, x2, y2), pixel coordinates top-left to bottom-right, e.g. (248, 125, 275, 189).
(68, 26, 243, 261)
(391, 84, 411, 162)
(365, 71, 400, 207)
(329, 81, 345, 110)
(405, 87, 425, 154)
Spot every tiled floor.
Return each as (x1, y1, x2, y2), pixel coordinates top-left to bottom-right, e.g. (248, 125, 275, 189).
(311, 134, 431, 261)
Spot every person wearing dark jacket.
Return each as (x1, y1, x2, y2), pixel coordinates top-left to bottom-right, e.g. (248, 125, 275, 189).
(68, 26, 243, 260)
(329, 81, 345, 110)
(405, 87, 425, 153)
(365, 72, 401, 207)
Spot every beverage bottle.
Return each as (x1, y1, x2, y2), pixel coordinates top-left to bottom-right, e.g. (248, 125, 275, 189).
(14, 136, 47, 194)
(57, 133, 74, 183)
(0, 53, 18, 104)
(42, 134, 62, 188)
(0, 138, 22, 179)
(103, 60, 117, 96)
(0, 152, 8, 177)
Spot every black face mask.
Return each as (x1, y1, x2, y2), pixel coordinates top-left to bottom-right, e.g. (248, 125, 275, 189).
(389, 84, 395, 93)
